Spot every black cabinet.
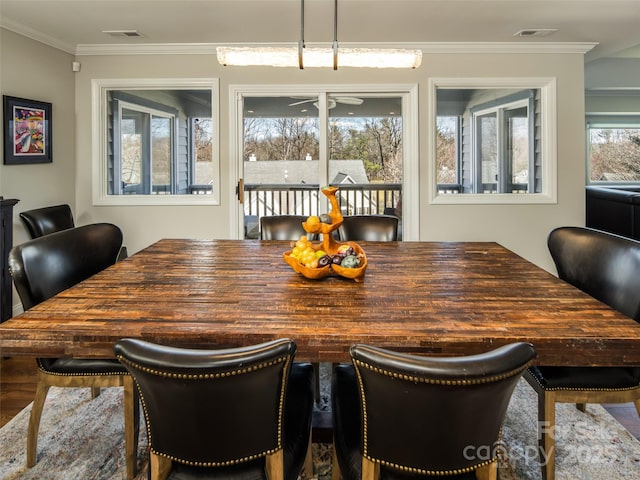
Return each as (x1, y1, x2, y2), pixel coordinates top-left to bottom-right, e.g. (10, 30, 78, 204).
(1, 198, 19, 322)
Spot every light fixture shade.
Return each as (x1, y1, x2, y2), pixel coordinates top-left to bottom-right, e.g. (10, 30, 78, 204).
(216, 46, 422, 69)
(339, 48, 422, 68)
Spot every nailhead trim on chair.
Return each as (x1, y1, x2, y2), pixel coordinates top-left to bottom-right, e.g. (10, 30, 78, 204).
(352, 358, 529, 476)
(361, 453, 496, 477)
(352, 358, 530, 386)
(37, 360, 126, 376)
(117, 354, 291, 468)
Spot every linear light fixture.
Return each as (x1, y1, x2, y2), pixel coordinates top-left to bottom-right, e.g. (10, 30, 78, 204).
(216, 0, 422, 69)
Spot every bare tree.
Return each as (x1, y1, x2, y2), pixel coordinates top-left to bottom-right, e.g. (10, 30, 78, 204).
(590, 128, 640, 181)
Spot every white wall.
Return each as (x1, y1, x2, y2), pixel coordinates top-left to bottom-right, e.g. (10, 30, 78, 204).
(2, 30, 588, 276)
(585, 58, 640, 90)
(0, 29, 76, 246)
(73, 51, 585, 271)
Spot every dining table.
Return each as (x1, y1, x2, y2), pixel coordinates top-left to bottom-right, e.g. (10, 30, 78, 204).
(2, 238, 640, 366)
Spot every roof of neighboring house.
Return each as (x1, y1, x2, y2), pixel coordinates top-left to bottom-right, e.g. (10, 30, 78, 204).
(243, 160, 369, 185)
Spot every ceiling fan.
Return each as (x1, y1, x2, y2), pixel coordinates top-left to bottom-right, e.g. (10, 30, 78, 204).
(288, 96, 364, 109)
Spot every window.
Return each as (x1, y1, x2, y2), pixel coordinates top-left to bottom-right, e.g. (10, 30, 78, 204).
(92, 79, 219, 205)
(114, 97, 176, 194)
(470, 91, 533, 194)
(429, 78, 557, 204)
(587, 116, 640, 183)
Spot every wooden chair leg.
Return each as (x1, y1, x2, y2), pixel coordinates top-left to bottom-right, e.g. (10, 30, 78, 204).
(575, 403, 586, 412)
(150, 452, 172, 480)
(475, 460, 497, 480)
(633, 398, 640, 417)
(124, 376, 140, 480)
(91, 386, 101, 399)
(265, 449, 285, 480)
(361, 457, 379, 480)
(303, 432, 314, 478)
(538, 390, 556, 480)
(26, 381, 51, 467)
(331, 444, 341, 480)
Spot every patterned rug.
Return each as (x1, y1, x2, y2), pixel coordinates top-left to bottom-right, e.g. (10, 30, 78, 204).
(1, 365, 640, 480)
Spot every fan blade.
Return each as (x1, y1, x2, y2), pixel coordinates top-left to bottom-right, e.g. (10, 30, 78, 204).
(288, 99, 315, 106)
(334, 97, 364, 105)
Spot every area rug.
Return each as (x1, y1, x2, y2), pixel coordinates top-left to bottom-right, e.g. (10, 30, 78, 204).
(1, 367, 640, 480)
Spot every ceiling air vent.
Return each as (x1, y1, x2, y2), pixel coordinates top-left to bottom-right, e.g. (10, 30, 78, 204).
(102, 30, 143, 37)
(514, 29, 558, 37)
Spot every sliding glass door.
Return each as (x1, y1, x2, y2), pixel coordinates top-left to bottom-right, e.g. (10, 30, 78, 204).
(237, 90, 408, 240)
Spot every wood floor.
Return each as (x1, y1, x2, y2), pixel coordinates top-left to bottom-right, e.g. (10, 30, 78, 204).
(1, 356, 640, 441)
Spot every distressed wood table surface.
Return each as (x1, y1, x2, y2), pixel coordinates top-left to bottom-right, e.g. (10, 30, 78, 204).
(2, 239, 640, 366)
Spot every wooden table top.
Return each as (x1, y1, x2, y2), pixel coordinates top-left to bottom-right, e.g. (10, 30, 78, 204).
(1, 239, 640, 366)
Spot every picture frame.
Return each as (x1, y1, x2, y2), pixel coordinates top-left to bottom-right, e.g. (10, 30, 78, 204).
(3, 95, 52, 165)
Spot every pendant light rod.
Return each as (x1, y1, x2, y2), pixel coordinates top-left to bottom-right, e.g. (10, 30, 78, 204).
(299, 0, 305, 69)
(216, 0, 422, 69)
(333, 0, 338, 70)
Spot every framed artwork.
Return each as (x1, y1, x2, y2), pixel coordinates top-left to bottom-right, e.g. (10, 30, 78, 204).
(3, 95, 52, 165)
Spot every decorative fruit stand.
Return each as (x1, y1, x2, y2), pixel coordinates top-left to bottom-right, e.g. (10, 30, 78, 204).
(283, 186, 367, 282)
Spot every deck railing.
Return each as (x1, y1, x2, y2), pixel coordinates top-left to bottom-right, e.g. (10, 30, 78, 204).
(243, 183, 402, 218)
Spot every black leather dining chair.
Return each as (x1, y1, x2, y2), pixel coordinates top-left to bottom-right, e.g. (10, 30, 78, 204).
(523, 226, 640, 480)
(260, 215, 311, 241)
(19, 203, 128, 261)
(19, 204, 75, 238)
(114, 338, 315, 480)
(332, 342, 536, 480)
(337, 215, 399, 242)
(8, 223, 139, 479)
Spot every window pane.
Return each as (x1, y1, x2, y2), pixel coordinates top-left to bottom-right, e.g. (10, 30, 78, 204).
(194, 118, 213, 189)
(589, 128, 640, 182)
(505, 106, 529, 191)
(102, 86, 217, 201)
(152, 116, 171, 193)
(433, 84, 553, 201)
(242, 96, 320, 226)
(436, 116, 457, 185)
(121, 108, 143, 190)
(477, 113, 497, 192)
(329, 96, 403, 216)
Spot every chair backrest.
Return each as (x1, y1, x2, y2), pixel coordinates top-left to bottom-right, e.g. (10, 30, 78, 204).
(349, 342, 535, 474)
(114, 338, 297, 467)
(548, 226, 640, 322)
(8, 223, 122, 311)
(260, 215, 309, 240)
(338, 215, 398, 242)
(19, 204, 75, 238)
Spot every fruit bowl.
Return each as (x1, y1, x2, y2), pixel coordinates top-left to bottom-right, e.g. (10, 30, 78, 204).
(283, 241, 367, 282)
(282, 186, 367, 282)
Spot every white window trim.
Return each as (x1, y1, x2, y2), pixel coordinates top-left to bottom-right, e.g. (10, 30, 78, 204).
(428, 77, 557, 205)
(227, 83, 419, 240)
(91, 78, 220, 206)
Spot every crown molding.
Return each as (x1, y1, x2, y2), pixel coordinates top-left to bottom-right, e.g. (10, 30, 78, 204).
(75, 41, 597, 56)
(75, 43, 220, 56)
(1, 19, 75, 54)
(419, 41, 597, 55)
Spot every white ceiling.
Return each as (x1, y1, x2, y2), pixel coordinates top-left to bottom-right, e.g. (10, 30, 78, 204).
(1, 0, 640, 62)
